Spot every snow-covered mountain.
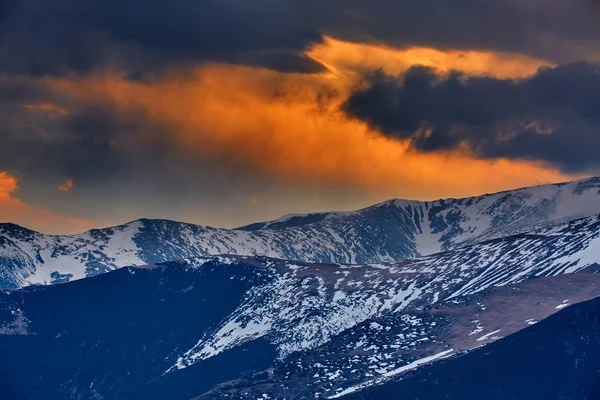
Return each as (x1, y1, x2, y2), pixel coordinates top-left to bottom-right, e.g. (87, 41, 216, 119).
(2, 214, 599, 399)
(1, 177, 600, 288)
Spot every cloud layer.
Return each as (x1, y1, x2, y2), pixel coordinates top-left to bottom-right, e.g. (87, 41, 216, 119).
(1, 0, 326, 76)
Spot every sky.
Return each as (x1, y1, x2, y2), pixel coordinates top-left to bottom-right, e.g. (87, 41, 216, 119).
(1, 0, 600, 234)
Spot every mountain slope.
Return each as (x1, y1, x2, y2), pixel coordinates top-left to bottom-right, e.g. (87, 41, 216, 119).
(198, 273, 600, 399)
(173, 215, 600, 373)
(1, 214, 600, 399)
(338, 295, 600, 400)
(1, 177, 600, 288)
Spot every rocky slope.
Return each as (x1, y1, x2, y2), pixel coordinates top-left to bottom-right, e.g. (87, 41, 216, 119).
(337, 295, 600, 400)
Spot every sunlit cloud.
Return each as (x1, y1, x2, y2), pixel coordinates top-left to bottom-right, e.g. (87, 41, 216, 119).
(43, 52, 575, 205)
(58, 179, 73, 192)
(23, 103, 69, 115)
(307, 36, 553, 80)
(0, 172, 18, 196)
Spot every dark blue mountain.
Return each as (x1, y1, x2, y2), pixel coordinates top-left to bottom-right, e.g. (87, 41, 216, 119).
(0, 259, 279, 400)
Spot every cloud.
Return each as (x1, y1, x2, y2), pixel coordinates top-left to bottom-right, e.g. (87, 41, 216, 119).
(343, 61, 600, 173)
(0, 172, 18, 195)
(58, 179, 73, 192)
(2, 0, 600, 79)
(5, 62, 579, 228)
(0, 172, 93, 233)
(308, 36, 552, 80)
(0, 0, 326, 76)
(321, 0, 600, 64)
(24, 103, 69, 115)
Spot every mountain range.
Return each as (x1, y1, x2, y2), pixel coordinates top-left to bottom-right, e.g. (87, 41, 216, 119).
(1, 177, 600, 287)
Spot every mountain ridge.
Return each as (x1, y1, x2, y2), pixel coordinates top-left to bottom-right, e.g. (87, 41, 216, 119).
(3, 177, 599, 237)
(1, 177, 600, 287)
(237, 176, 600, 231)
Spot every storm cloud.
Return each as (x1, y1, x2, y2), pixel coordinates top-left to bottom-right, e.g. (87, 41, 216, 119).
(0, 0, 326, 76)
(323, 0, 600, 64)
(2, 0, 600, 77)
(343, 62, 600, 172)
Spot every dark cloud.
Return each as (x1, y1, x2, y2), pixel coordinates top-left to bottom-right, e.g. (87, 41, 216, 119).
(3, 0, 600, 78)
(0, 76, 158, 198)
(343, 62, 600, 172)
(322, 0, 600, 64)
(0, 77, 52, 104)
(0, 0, 326, 76)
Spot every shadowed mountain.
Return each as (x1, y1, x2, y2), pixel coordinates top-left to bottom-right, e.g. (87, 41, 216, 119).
(1, 177, 600, 288)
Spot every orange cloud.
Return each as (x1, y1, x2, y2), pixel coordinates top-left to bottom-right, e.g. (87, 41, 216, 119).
(0, 172, 18, 195)
(58, 179, 73, 192)
(23, 103, 69, 115)
(308, 36, 553, 80)
(42, 38, 577, 205)
(0, 172, 93, 234)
